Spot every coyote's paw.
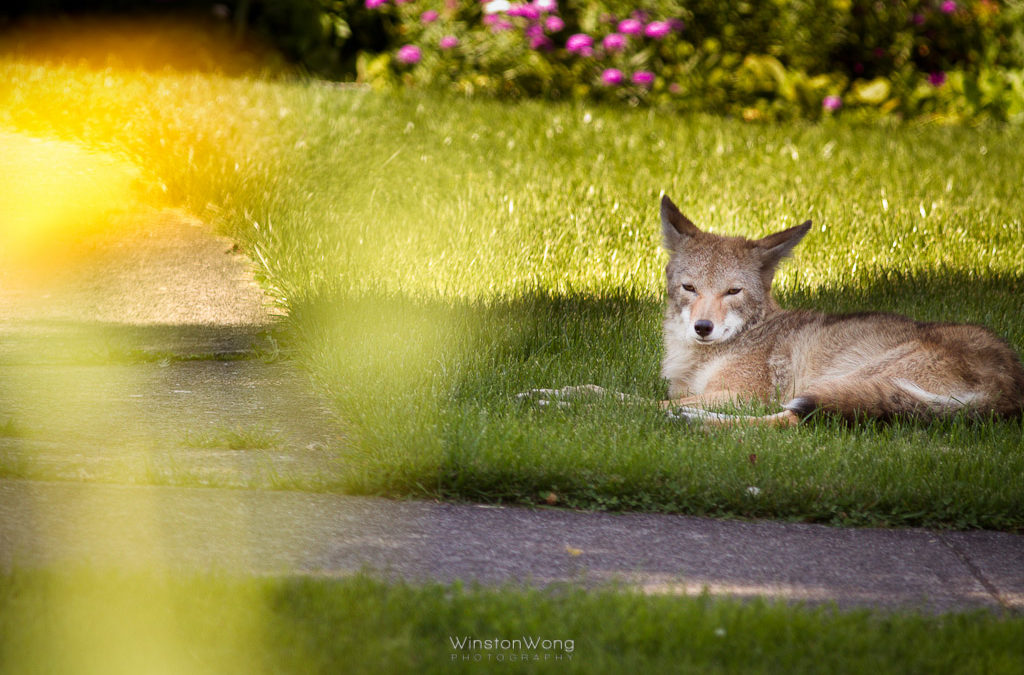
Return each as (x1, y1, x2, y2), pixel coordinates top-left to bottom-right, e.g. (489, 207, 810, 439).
(665, 405, 736, 425)
(515, 384, 610, 408)
(664, 406, 701, 425)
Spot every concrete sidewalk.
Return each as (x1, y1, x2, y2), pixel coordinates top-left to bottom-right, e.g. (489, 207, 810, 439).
(1, 479, 1021, 614)
(0, 209, 343, 486)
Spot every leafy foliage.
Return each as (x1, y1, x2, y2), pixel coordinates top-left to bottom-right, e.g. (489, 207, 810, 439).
(358, 0, 1024, 121)
(4, 0, 1024, 120)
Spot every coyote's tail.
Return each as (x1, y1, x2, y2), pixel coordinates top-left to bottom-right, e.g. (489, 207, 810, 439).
(782, 381, 1015, 422)
(785, 371, 1024, 422)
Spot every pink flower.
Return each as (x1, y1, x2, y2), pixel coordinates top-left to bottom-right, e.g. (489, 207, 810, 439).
(941, 0, 957, 13)
(822, 95, 842, 111)
(601, 68, 624, 85)
(566, 33, 594, 56)
(530, 35, 553, 50)
(396, 45, 422, 64)
(525, 24, 547, 47)
(632, 70, 654, 87)
(483, 14, 514, 31)
(644, 21, 671, 39)
(439, 35, 459, 49)
(421, 9, 439, 23)
(534, 0, 557, 12)
(617, 18, 642, 35)
(928, 71, 947, 87)
(508, 3, 540, 19)
(365, 0, 387, 8)
(602, 33, 626, 51)
(545, 15, 564, 32)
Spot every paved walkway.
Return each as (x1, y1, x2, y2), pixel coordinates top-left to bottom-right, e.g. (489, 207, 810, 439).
(0, 199, 1021, 615)
(0, 208, 342, 486)
(1, 479, 1021, 614)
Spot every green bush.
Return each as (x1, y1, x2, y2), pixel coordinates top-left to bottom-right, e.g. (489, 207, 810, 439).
(4, 0, 1024, 121)
(350, 0, 1024, 122)
(241, 0, 394, 77)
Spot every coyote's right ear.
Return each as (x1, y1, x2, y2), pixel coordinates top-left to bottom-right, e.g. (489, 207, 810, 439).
(755, 220, 812, 271)
(661, 195, 701, 249)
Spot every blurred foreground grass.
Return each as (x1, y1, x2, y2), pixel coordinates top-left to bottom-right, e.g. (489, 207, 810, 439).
(2, 569, 1023, 674)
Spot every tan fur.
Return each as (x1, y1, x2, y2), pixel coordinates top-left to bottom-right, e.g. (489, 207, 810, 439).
(658, 195, 1024, 426)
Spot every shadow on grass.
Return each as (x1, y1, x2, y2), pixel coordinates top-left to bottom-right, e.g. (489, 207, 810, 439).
(783, 266, 1024, 349)
(290, 268, 1024, 529)
(295, 265, 1024, 411)
(288, 289, 664, 407)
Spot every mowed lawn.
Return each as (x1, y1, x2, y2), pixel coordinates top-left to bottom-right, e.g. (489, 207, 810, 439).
(2, 61, 1023, 529)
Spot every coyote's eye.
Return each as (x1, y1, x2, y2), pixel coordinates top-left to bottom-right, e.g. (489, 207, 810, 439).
(726, 288, 742, 295)
(682, 284, 697, 293)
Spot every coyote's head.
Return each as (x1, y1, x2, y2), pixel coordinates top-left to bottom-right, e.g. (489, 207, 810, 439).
(661, 195, 811, 346)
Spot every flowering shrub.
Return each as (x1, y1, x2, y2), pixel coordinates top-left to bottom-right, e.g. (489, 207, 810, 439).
(350, 0, 1024, 122)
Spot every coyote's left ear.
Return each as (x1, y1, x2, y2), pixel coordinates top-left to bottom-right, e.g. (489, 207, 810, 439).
(661, 195, 701, 250)
(755, 220, 812, 268)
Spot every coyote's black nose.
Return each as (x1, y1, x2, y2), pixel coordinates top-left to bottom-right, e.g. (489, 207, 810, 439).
(693, 320, 714, 338)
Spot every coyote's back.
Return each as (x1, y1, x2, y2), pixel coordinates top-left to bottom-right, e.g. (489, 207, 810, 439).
(659, 195, 1024, 424)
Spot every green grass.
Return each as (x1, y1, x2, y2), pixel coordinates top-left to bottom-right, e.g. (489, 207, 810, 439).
(1, 569, 1022, 674)
(2, 59, 1023, 529)
(182, 425, 285, 451)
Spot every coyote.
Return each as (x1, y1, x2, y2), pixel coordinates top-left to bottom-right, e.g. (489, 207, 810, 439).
(525, 195, 1024, 427)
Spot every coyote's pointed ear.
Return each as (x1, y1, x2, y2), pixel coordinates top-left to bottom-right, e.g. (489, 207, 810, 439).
(661, 195, 701, 249)
(756, 220, 812, 268)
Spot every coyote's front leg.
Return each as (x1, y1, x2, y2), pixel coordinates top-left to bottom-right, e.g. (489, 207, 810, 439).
(519, 385, 800, 427)
(662, 390, 800, 428)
